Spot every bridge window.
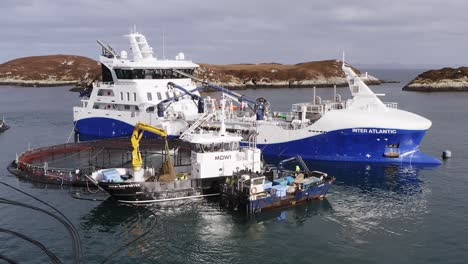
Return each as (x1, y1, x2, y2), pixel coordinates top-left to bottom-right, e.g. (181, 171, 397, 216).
(156, 92, 162, 100)
(146, 107, 155, 113)
(114, 68, 196, 79)
(133, 93, 137, 101)
(120, 92, 123, 101)
(147, 92, 152, 101)
(127, 92, 130, 101)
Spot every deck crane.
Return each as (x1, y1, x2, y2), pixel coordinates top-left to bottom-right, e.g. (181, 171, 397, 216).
(131, 122, 175, 181)
(278, 155, 310, 174)
(170, 69, 270, 120)
(156, 83, 205, 117)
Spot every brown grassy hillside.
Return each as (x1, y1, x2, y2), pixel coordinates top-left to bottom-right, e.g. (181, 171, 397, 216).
(197, 60, 378, 88)
(0, 55, 378, 88)
(0, 55, 100, 86)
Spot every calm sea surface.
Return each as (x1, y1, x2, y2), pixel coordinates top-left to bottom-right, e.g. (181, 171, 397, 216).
(1, 69, 467, 263)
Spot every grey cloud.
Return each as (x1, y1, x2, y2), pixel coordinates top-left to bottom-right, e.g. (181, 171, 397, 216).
(0, 0, 467, 67)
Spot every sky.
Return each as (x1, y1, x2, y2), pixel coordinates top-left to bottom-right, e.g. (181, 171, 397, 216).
(1, 0, 467, 68)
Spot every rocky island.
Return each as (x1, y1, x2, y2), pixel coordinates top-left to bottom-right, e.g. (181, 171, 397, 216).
(0, 55, 100, 87)
(197, 60, 381, 89)
(0, 55, 381, 89)
(403, 67, 468, 92)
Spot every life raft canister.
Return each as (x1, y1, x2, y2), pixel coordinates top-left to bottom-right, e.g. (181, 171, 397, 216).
(250, 186, 257, 195)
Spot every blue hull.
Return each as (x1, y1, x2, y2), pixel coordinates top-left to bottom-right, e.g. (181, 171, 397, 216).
(247, 181, 332, 213)
(76, 118, 441, 165)
(75, 117, 135, 141)
(257, 128, 441, 165)
(74, 117, 177, 141)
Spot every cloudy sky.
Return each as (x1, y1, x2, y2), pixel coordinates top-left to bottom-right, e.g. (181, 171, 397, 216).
(1, 0, 467, 68)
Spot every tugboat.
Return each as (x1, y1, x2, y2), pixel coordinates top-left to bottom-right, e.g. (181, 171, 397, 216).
(90, 99, 262, 203)
(220, 156, 335, 214)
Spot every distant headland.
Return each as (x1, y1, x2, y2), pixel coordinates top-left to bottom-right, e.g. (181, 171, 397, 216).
(403, 67, 468, 92)
(0, 55, 382, 89)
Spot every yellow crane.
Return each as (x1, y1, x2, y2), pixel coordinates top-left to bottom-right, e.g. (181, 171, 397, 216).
(131, 122, 175, 181)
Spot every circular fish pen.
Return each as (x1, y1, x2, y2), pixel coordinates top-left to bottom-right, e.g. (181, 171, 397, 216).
(7, 138, 191, 186)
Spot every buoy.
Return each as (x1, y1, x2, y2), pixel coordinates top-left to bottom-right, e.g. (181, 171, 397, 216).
(442, 150, 452, 159)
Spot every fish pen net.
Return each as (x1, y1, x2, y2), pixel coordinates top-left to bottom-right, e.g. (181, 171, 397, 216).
(10, 137, 191, 186)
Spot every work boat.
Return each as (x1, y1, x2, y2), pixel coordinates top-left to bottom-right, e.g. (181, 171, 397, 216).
(169, 62, 441, 165)
(90, 101, 262, 203)
(73, 30, 202, 141)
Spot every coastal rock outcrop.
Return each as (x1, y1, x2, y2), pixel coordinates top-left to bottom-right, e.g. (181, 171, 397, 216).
(197, 60, 381, 89)
(403, 67, 468, 92)
(0, 55, 100, 87)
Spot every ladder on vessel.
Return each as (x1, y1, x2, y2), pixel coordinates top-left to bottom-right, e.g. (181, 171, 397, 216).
(296, 155, 310, 174)
(179, 112, 214, 140)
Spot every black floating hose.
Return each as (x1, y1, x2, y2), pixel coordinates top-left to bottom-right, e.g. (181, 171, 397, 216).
(0, 198, 81, 264)
(0, 253, 18, 264)
(0, 228, 61, 264)
(0, 182, 82, 263)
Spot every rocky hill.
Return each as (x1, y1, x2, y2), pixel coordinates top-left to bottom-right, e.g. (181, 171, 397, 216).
(403, 67, 468, 92)
(0, 55, 100, 87)
(0, 55, 381, 89)
(198, 60, 381, 89)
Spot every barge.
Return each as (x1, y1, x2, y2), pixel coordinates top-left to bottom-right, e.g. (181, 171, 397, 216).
(221, 157, 335, 214)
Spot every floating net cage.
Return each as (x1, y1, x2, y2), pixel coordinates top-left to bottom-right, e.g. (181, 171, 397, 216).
(9, 138, 191, 186)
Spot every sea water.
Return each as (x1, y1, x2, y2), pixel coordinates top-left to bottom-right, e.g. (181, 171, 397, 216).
(0, 69, 467, 263)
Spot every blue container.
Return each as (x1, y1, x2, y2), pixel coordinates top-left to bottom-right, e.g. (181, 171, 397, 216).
(102, 169, 123, 182)
(273, 178, 288, 186)
(271, 185, 288, 198)
(285, 176, 295, 185)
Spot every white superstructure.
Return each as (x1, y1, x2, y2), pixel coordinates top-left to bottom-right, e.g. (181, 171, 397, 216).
(73, 30, 201, 140)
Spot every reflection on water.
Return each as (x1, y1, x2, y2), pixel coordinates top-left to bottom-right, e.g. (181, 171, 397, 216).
(73, 160, 436, 262)
(319, 161, 434, 240)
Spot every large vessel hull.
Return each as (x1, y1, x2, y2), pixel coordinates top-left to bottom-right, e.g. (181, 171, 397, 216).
(257, 127, 440, 164)
(75, 117, 440, 164)
(74, 117, 181, 141)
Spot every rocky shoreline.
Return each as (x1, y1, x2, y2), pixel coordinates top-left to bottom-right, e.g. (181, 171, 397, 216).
(403, 67, 468, 92)
(0, 79, 77, 87)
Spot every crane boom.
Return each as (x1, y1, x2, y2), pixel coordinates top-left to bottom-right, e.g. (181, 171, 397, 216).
(96, 40, 117, 58)
(170, 69, 269, 120)
(131, 122, 173, 181)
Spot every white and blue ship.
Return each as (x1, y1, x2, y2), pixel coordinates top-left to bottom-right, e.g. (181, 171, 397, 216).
(73, 31, 440, 165)
(73, 30, 202, 141)
(209, 62, 440, 165)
